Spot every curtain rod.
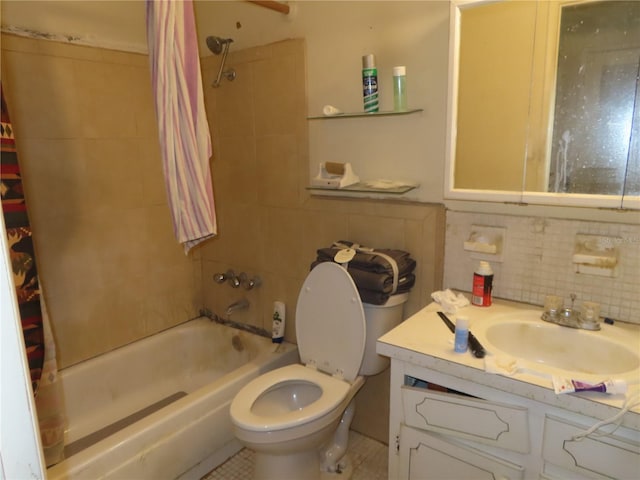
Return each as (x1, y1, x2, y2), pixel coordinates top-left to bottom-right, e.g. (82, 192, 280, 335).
(246, 1, 290, 15)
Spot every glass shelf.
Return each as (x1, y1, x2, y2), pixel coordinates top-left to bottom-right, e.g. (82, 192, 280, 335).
(307, 108, 423, 120)
(307, 182, 418, 195)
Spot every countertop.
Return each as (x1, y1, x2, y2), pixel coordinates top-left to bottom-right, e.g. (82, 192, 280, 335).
(377, 298, 640, 430)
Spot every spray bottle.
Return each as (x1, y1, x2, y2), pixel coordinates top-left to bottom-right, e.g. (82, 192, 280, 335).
(362, 54, 379, 113)
(472, 261, 493, 307)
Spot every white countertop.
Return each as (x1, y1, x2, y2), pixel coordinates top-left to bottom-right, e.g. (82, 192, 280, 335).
(377, 298, 640, 430)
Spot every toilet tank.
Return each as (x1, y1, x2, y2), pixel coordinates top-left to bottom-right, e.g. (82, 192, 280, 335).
(360, 293, 409, 375)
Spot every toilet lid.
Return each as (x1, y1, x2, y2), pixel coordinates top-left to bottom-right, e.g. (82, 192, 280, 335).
(295, 262, 365, 382)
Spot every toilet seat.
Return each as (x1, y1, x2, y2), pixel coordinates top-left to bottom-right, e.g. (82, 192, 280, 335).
(295, 262, 366, 382)
(230, 364, 350, 432)
(230, 262, 366, 437)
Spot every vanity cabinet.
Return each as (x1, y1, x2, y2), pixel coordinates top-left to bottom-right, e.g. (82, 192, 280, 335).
(387, 359, 640, 480)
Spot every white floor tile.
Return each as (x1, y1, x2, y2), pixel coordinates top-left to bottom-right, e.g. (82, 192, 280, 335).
(201, 431, 388, 480)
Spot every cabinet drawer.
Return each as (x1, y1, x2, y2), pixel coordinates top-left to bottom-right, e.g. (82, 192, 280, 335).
(402, 385, 530, 453)
(542, 414, 640, 479)
(399, 424, 525, 480)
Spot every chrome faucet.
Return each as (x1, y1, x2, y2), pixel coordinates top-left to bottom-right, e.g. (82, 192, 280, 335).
(541, 294, 600, 331)
(226, 298, 249, 316)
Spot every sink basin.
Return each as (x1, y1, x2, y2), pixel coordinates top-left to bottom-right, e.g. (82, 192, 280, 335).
(483, 320, 640, 376)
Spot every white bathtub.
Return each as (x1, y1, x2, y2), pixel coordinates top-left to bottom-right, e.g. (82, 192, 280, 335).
(47, 317, 298, 480)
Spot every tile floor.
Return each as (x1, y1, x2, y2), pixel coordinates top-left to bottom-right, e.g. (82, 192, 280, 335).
(202, 430, 388, 480)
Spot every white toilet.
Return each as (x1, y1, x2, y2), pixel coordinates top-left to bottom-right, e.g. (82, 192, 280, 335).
(230, 262, 408, 480)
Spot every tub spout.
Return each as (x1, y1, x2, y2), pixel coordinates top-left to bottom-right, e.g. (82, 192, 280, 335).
(226, 298, 249, 316)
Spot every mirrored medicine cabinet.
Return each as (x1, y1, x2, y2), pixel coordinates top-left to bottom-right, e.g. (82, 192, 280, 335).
(445, 0, 640, 210)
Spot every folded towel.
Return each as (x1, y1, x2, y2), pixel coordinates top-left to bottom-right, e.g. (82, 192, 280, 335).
(311, 240, 417, 304)
(356, 275, 416, 305)
(431, 289, 469, 314)
(311, 261, 415, 294)
(317, 244, 416, 276)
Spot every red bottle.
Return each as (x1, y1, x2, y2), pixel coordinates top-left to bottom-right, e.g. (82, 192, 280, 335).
(472, 261, 493, 307)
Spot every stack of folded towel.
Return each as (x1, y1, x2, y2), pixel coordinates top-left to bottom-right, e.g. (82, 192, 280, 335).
(311, 240, 416, 305)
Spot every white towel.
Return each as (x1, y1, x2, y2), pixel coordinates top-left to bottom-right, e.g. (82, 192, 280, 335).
(431, 289, 470, 314)
(146, 0, 217, 253)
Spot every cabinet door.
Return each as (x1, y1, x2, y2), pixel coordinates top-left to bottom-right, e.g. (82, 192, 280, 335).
(398, 424, 525, 480)
(542, 415, 640, 479)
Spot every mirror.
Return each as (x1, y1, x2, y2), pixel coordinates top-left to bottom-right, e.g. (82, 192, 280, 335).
(446, 0, 640, 208)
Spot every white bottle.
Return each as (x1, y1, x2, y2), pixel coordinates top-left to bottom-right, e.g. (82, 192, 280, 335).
(272, 301, 285, 343)
(454, 315, 469, 353)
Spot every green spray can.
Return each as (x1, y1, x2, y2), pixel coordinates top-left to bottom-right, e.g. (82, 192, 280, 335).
(362, 54, 379, 113)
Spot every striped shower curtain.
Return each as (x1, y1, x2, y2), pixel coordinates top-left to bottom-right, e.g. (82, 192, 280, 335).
(146, 0, 217, 253)
(1, 83, 66, 466)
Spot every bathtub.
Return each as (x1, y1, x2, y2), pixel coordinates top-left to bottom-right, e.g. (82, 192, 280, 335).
(47, 317, 298, 480)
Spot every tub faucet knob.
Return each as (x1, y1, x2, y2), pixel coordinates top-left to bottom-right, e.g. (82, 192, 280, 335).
(228, 272, 241, 288)
(213, 269, 241, 288)
(239, 272, 261, 290)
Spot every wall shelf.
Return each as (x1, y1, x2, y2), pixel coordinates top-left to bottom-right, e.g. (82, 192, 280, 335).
(307, 182, 418, 195)
(307, 108, 423, 120)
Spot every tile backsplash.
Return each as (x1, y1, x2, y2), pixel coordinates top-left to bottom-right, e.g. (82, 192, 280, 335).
(444, 210, 640, 324)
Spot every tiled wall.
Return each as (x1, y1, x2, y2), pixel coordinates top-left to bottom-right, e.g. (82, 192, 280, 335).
(199, 39, 446, 443)
(444, 210, 640, 324)
(199, 39, 446, 342)
(2, 35, 446, 443)
(1, 34, 202, 368)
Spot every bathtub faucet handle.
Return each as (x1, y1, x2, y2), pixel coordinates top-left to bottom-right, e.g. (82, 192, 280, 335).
(213, 269, 241, 288)
(239, 272, 261, 290)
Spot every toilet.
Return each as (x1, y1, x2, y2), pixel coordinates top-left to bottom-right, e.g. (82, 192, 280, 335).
(229, 262, 408, 480)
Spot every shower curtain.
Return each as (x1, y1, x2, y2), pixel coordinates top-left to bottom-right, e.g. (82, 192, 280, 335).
(146, 0, 217, 253)
(1, 83, 66, 466)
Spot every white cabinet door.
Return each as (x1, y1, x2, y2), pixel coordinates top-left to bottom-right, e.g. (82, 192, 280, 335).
(542, 415, 640, 479)
(398, 424, 525, 480)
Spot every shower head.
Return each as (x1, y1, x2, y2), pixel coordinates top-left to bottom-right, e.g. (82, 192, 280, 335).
(207, 35, 236, 87)
(206, 36, 233, 55)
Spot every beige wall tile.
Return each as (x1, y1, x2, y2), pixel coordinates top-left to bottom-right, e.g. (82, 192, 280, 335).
(37, 40, 102, 62)
(262, 207, 334, 278)
(83, 138, 146, 213)
(253, 54, 301, 136)
(1, 33, 41, 54)
(212, 135, 258, 205)
(347, 214, 407, 250)
(12, 138, 90, 220)
(127, 65, 160, 139)
(1, 50, 83, 138)
(2, 39, 200, 368)
(205, 203, 265, 267)
(211, 62, 254, 138)
(138, 139, 167, 206)
(256, 134, 300, 207)
(72, 59, 139, 138)
(226, 43, 273, 65)
(100, 48, 148, 67)
(143, 205, 195, 274)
